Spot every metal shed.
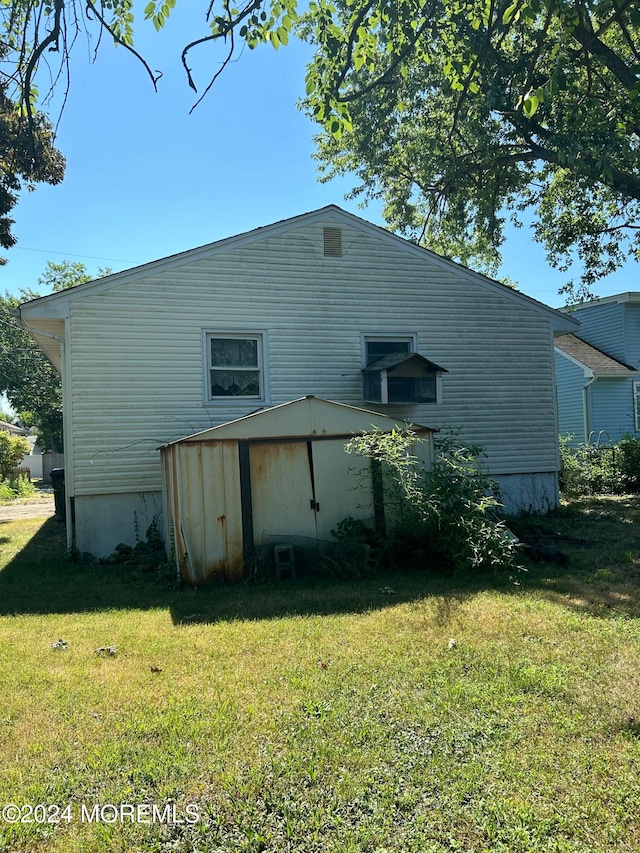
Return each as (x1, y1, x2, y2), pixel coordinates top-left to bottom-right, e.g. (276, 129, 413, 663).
(161, 396, 434, 585)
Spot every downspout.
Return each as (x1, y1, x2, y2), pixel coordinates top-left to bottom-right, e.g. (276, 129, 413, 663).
(583, 374, 596, 444)
(13, 310, 74, 550)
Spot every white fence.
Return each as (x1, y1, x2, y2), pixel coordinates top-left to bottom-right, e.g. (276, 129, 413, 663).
(19, 452, 64, 482)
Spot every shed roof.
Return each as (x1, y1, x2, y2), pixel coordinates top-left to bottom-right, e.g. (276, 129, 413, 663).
(554, 334, 638, 375)
(164, 396, 434, 446)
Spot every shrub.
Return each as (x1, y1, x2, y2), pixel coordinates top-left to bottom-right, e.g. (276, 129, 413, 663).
(616, 435, 640, 491)
(0, 469, 35, 501)
(0, 432, 30, 479)
(558, 437, 622, 496)
(558, 435, 640, 496)
(346, 429, 519, 574)
(99, 518, 177, 586)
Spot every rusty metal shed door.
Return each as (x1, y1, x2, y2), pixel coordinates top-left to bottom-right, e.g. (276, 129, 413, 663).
(249, 441, 318, 545)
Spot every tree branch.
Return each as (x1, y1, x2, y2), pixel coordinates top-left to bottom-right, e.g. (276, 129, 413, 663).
(84, 1, 162, 91)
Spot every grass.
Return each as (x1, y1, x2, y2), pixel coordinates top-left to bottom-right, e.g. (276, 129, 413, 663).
(0, 498, 640, 851)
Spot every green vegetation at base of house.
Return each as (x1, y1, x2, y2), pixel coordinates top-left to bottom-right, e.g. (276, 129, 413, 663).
(344, 429, 519, 577)
(560, 434, 640, 497)
(1, 498, 640, 852)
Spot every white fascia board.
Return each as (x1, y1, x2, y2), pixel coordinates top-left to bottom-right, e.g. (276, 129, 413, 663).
(18, 204, 578, 332)
(554, 345, 594, 378)
(593, 370, 640, 378)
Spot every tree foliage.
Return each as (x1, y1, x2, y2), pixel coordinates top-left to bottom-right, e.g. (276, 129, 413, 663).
(2, 1, 640, 297)
(0, 430, 30, 479)
(299, 0, 640, 298)
(0, 39, 64, 259)
(0, 261, 109, 451)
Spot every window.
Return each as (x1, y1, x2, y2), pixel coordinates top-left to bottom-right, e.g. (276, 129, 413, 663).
(362, 335, 445, 405)
(634, 381, 640, 430)
(206, 333, 266, 401)
(365, 339, 411, 366)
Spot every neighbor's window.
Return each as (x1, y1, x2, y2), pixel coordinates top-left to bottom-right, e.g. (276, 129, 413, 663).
(207, 334, 264, 400)
(634, 381, 640, 431)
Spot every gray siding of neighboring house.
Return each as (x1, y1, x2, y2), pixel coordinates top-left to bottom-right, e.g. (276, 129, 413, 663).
(555, 350, 586, 445)
(588, 378, 638, 443)
(570, 301, 626, 363)
(624, 303, 640, 369)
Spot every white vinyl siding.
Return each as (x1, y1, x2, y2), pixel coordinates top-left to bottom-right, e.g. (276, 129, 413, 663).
(63, 218, 559, 497)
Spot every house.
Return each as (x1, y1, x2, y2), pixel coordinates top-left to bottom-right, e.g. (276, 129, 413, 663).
(16, 205, 577, 561)
(555, 293, 640, 445)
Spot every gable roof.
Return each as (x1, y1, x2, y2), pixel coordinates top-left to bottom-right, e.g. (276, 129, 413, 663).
(554, 334, 639, 375)
(163, 396, 434, 445)
(18, 205, 577, 333)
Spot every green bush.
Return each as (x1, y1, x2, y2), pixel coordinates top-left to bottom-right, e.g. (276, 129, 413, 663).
(0, 470, 35, 501)
(346, 429, 519, 574)
(558, 435, 640, 496)
(0, 432, 30, 480)
(616, 435, 640, 491)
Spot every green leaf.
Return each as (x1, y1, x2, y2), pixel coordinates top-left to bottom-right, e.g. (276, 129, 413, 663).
(502, 1, 519, 24)
(523, 93, 538, 117)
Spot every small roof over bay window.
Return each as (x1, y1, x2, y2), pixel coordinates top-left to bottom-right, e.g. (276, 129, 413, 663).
(362, 352, 447, 405)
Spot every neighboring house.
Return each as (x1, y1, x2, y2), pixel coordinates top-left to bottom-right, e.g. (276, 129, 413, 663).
(555, 293, 640, 446)
(17, 205, 577, 559)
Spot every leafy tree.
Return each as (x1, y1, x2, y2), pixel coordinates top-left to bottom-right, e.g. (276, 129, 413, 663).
(0, 431, 31, 479)
(300, 0, 640, 299)
(2, 1, 640, 297)
(0, 261, 110, 451)
(0, 40, 64, 260)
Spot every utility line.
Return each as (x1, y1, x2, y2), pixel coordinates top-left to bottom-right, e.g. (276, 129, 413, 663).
(9, 246, 134, 263)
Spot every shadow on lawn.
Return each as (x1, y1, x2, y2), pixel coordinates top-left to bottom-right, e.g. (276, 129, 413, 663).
(3, 497, 640, 623)
(512, 495, 640, 620)
(0, 516, 477, 623)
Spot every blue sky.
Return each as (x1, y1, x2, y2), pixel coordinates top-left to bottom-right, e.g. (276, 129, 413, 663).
(2, 7, 637, 309)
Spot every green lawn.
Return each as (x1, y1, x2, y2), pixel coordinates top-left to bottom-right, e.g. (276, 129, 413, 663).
(1, 498, 640, 852)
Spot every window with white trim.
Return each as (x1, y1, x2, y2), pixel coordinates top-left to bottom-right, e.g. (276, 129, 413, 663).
(364, 337, 414, 367)
(362, 334, 445, 405)
(206, 333, 265, 401)
(634, 381, 640, 430)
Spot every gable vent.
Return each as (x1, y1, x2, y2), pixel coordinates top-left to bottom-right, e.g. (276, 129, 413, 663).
(323, 227, 343, 257)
